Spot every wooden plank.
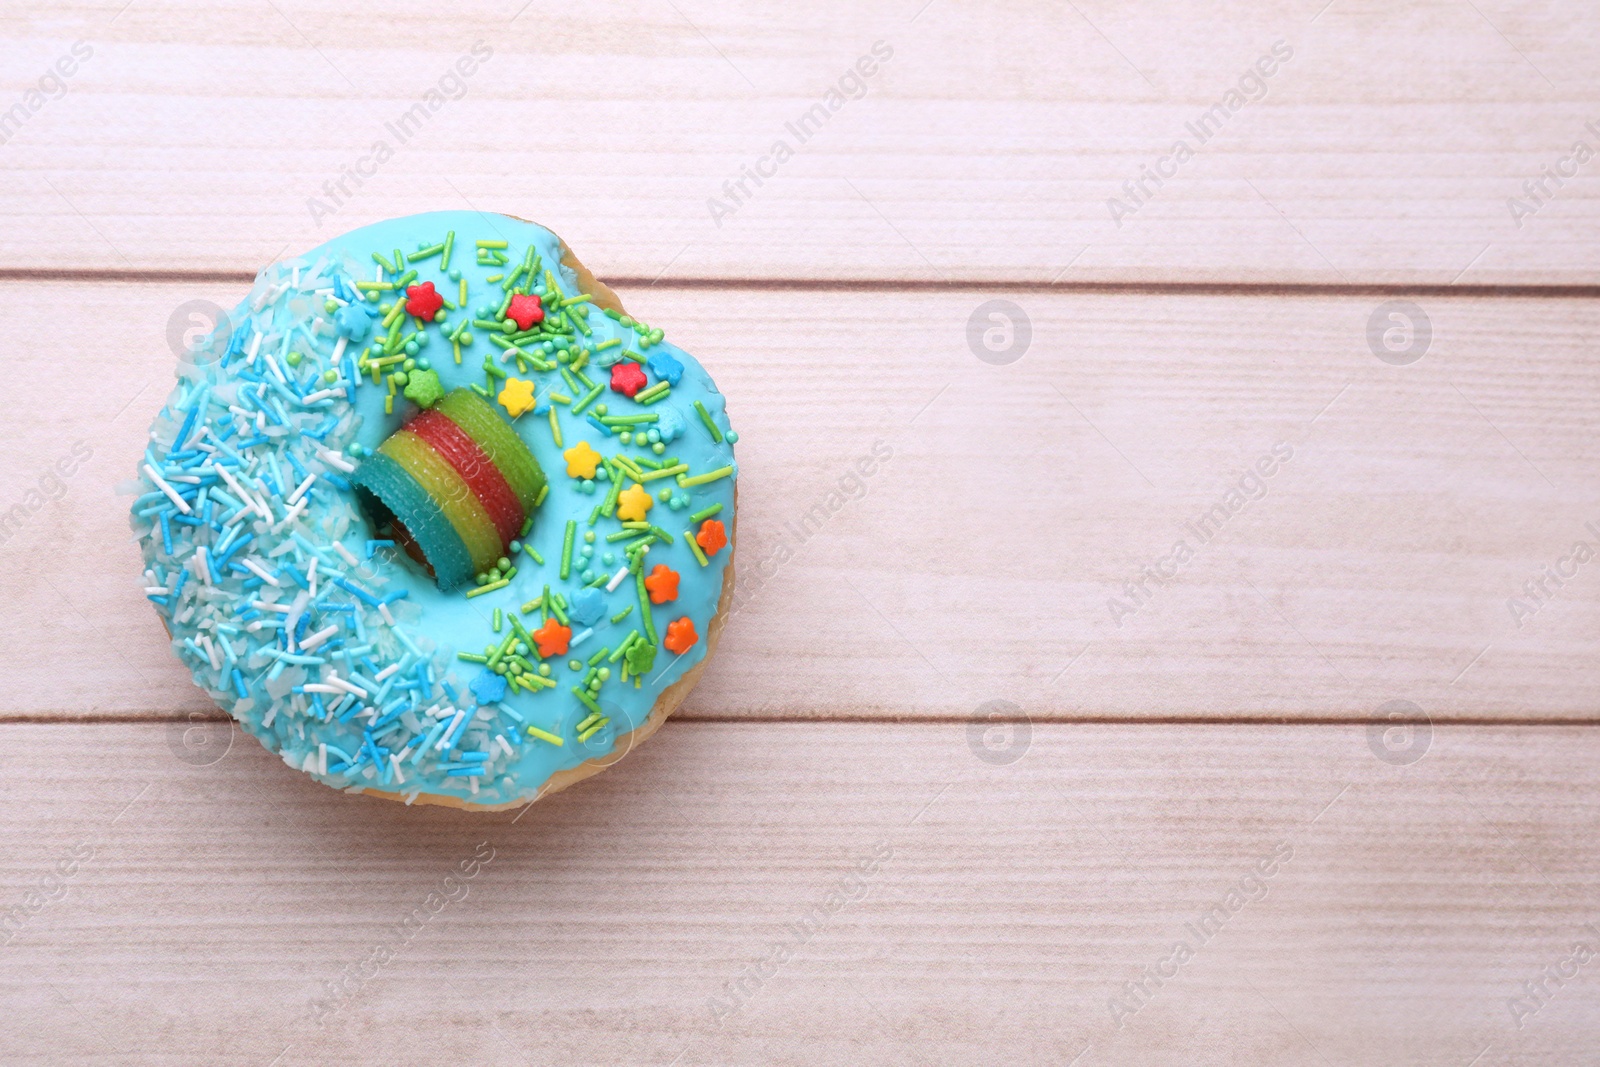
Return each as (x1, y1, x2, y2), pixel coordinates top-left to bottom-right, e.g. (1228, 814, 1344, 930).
(3, 280, 1597, 721)
(0, 722, 1596, 1064)
(2, 0, 1599, 282)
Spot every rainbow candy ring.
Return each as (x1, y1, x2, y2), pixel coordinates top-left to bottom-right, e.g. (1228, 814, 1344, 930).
(353, 390, 547, 591)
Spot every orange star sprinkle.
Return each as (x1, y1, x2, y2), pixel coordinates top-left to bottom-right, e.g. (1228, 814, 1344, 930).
(563, 440, 601, 479)
(643, 564, 680, 604)
(663, 616, 698, 654)
(695, 518, 727, 556)
(529, 618, 571, 658)
(616, 482, 653, 522)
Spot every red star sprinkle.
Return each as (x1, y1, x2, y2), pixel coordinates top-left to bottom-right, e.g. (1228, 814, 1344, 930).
(643, 564, 680, 604)
(696, 519, 727, 556)
(404, 281, 444, 320)
(610, 361, 648, 398)
(529, 618, 572, 658)
(506, 293, 544, 331)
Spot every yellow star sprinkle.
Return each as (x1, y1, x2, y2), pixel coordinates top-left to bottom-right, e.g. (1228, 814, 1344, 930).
(563, 440, 602, 479)
(497, 378, 536, 418)
(616, 482, 653, 522)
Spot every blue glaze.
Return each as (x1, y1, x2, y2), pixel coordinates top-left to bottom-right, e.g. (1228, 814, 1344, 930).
(130, 212, 737, 807)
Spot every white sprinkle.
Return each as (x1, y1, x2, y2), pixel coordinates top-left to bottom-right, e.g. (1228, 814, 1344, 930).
(143, 585, 170, 596)
(605, 565, 631, 592)
(194, 546, 212, 585)
(379, 603, 396, 626)
(251, 600, 292, 613)
(247, 331, 263, 360)
(436, 710, 465, 751)
(286, 474, 317, 505)
(241, 558, 280, 586)
(144, 464, 193, 514)
(495, 735, 513, 758)
(317, 447, 356, 473)
(271, 498, 307, 532)
(318, 743, 328, 776)
(298, 624, 339, 652)
(302, 387, 346, 405)
(325, 674, 368, 699)
(333, 542, 360, 567)
(374, 663, 400, 682)
(331, 336, 348, 363)
(306, 557, 319, 597)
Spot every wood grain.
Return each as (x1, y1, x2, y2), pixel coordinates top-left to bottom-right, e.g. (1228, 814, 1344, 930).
(2, 279, 1595, 722)
(0, 722, 1595, 1066)
(2, 0, 1599, 282)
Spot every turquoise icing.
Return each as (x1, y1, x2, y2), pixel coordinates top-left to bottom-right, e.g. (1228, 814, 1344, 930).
(129, 212, 736, 807)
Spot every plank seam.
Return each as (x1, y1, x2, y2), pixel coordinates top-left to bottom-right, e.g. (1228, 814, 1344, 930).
(4, 268, 1600, 299)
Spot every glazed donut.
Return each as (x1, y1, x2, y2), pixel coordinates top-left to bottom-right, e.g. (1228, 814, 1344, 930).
(130, 212, 738, 810)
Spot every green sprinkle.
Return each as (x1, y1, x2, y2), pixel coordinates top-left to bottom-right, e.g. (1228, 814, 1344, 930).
(577, 723, 605, 743)
(609, 632, 640, 662)
(587, 646, 609, 667)
(636, 568, 657, 644)
(685, 531, 709, 567)
(410, 242, 443, 261)
(372, 251, 396, 274)
(610, 606, 634, 624)
(523, 543, 544, 564)
(560, 520, 576, 580)
(549, 596, 569, 625)
(456, 652, 489, 663)
(689, 503, 723, 523)
(466, 578, 510, 599)
(440, 231, 455, 271)
(572, 382, 604, 416)
(678, 465, 734, 488)
(535, 483, 548, 507)
(477, 239, 508, 249)
(639, 463, 688, 483)
(646, 525, 675, 544)
(526, 725, 564, 746)
(694, 400, 725, 442)
(492, 608, 503, 633)
(571, 686, 604, 717)
(635, 381, 671, 404)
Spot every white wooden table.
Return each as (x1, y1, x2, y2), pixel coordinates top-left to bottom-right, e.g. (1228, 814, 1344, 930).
(2, 2, 1597, 1063)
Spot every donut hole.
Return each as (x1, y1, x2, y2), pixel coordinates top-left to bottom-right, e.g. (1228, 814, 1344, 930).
(352, 483, 436, 580)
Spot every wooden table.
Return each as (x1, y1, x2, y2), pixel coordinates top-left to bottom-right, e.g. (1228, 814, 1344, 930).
(2, 1, 1597, 1063)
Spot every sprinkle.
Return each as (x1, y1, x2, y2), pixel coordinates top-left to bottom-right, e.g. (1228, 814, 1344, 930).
(678, 465, 734, 488)
(143, 464, 193, 514)
(685, 531, 709, 567)
(241, 558, 280, 586)
(466, 578, 510, 599)
(694, 400, 725, 442)
(689, 503, 723, 523)
(571, 686, 603, 717)
(634, 380, 670, 404)
(560, 520, 576, 580)
(604, 565, 631, 592)
(610, 606, 633, 623)
(525, 725, 564, 746)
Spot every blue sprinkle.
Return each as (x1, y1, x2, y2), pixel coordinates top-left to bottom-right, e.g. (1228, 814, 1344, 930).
(567, 587, 606, 627)
(471, 672, 508, 705)
(646, 350, 683, 386)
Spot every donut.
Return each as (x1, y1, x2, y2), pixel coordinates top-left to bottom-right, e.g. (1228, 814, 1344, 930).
(129, 212, 738, 810)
